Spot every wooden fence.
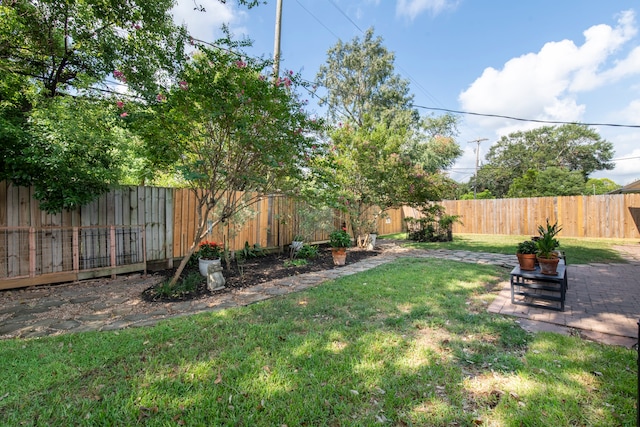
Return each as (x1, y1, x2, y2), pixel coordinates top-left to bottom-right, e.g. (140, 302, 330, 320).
(0, 225, 146, 290)
(0, 182, 406, 288)
(6, 181, 636, 289)
(441, 194, 640, 239)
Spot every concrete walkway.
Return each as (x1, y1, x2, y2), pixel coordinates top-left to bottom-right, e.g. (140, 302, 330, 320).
(1, 242, 639, 348)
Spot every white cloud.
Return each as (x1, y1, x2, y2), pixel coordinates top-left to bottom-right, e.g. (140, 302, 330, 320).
(396, 0, 456, 20)
(616, 99, 640, 122)
(172, 0, 249, 42)
(458, 9, 640, 139)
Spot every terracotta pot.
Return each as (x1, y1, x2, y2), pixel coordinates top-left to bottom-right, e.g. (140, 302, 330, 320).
(536, 256, 560, 275)
(516, 253, 536, 271)
(331, 247, 347, 266)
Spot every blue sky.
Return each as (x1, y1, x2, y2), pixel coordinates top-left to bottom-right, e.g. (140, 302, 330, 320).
(172, 0, 640, 185)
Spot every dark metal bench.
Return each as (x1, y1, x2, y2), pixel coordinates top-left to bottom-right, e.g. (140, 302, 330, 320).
(510, 259, 567, 311)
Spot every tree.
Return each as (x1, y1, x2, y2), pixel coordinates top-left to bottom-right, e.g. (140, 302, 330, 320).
(316, 29, 461, 245)
(316, 27, 417, 130)
(507, 167, 586, 198)
(475, 124, 614, 197)
(11, 97, 132, 212)
(0, 0, 261, 211)
(0, 0, 191, 99)
(327, 115, 460, 246)
(132, 44, 324, 286)
(460, 189, 494, 200)
(585, 177, 621, 195)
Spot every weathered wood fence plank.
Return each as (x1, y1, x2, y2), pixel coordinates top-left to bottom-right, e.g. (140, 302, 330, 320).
(441, 194, 640, 238)
(3, 180, 638, 289)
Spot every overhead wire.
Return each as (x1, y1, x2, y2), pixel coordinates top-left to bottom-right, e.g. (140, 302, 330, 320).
(327, 0, 364, 33)
(39, 4, 639, 131)
(322, 0, 446, 108)
(412, 105, 640, 129)
(294, 0, 341, 40)
(292, 2, 640, 129)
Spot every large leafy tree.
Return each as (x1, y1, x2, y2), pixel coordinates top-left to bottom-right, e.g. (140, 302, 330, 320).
(0, 0, 191, 98)
(131, 44, 324, 286)
(0, 0, 260, 211)
(316, 27, 417, 130)
(13, 97, 133, 212)
(329, 117, 459, 245)
(475, 124, 614, 198)
(316, 28, 461, 245)
(507, 167, 586, 198)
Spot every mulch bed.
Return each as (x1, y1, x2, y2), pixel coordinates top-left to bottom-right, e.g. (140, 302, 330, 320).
(143, 244, 382, 302)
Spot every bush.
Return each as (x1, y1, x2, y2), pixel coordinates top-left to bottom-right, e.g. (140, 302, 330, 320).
(284, 259, 308, 267)
(151, 272, 202, 299)
(297, 244, 319, 259)
(329, 229, 351, 247)
(405, 204, 461, 242)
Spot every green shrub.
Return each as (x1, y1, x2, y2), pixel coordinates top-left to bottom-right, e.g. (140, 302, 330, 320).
(297, 244, 319, 259)
(284, 259, 308, 267)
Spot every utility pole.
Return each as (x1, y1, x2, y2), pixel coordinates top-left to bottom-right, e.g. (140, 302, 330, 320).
(273, 0, 283, 80)
(468, 138, 488, 199)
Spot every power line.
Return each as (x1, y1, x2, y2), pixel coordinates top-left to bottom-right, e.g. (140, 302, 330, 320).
(323, 0, 446, 108)
(412, 104, 640, 129)
(611, 155, 640, 161)
(270, 0, 447, 111)
(327, 0, 363, 33)
(295, 0, 341, 39)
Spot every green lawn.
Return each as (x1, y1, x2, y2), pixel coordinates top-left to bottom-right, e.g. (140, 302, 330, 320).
(0, 258, 636, 426)
(384, 232, 637, 264)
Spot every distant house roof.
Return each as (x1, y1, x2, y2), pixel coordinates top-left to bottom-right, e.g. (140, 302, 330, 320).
(609, 179, 640, 194)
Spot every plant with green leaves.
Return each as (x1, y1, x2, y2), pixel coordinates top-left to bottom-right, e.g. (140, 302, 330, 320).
(0, 0, 262, 212)
(507, 167, 586, 198)
(238, 241, 266, 259)
(132, 40, 324, 287)
(516, 240, 538, 255)
(329, 228, 352, 248)
(296, 244, 320, 259)
(475, 124, 614, 198)
(406, 203, 461, 242)
(316, 29, 461, 247)
(195, 241, 222, 260)
(536, 220, 562, 258)
(283, 258, 308, 268)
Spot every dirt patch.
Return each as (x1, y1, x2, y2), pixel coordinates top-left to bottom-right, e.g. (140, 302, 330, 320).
(143, 245, 382, 302)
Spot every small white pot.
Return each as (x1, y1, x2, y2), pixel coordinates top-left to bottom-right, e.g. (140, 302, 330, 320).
(199, 258, 221, 277)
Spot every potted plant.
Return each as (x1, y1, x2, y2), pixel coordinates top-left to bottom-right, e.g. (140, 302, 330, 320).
(329, 228, 351, 266)
(535, 220, 562, 275)
(196, 241, 223, 277)
(516, 240, 537, 271)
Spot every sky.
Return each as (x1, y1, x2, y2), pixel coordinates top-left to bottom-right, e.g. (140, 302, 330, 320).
(171, 0, 640, 186)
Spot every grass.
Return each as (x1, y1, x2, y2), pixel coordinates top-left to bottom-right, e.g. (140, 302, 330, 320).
(385, 232, 637, 264)
(0, 258, 636, 426)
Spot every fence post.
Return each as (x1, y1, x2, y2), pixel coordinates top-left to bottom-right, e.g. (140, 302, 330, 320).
(142, 224, 147, 276)
(72, 227, 79, 273)
(110, 226, 117, 279)
(29, 227, 36, 277)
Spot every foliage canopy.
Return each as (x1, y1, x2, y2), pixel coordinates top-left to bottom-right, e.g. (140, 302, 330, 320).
(475, 124, 614, 198)
(0, 0, 261, 212)
(316, 28, 462, 245)
(132, 41, 324, 285)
